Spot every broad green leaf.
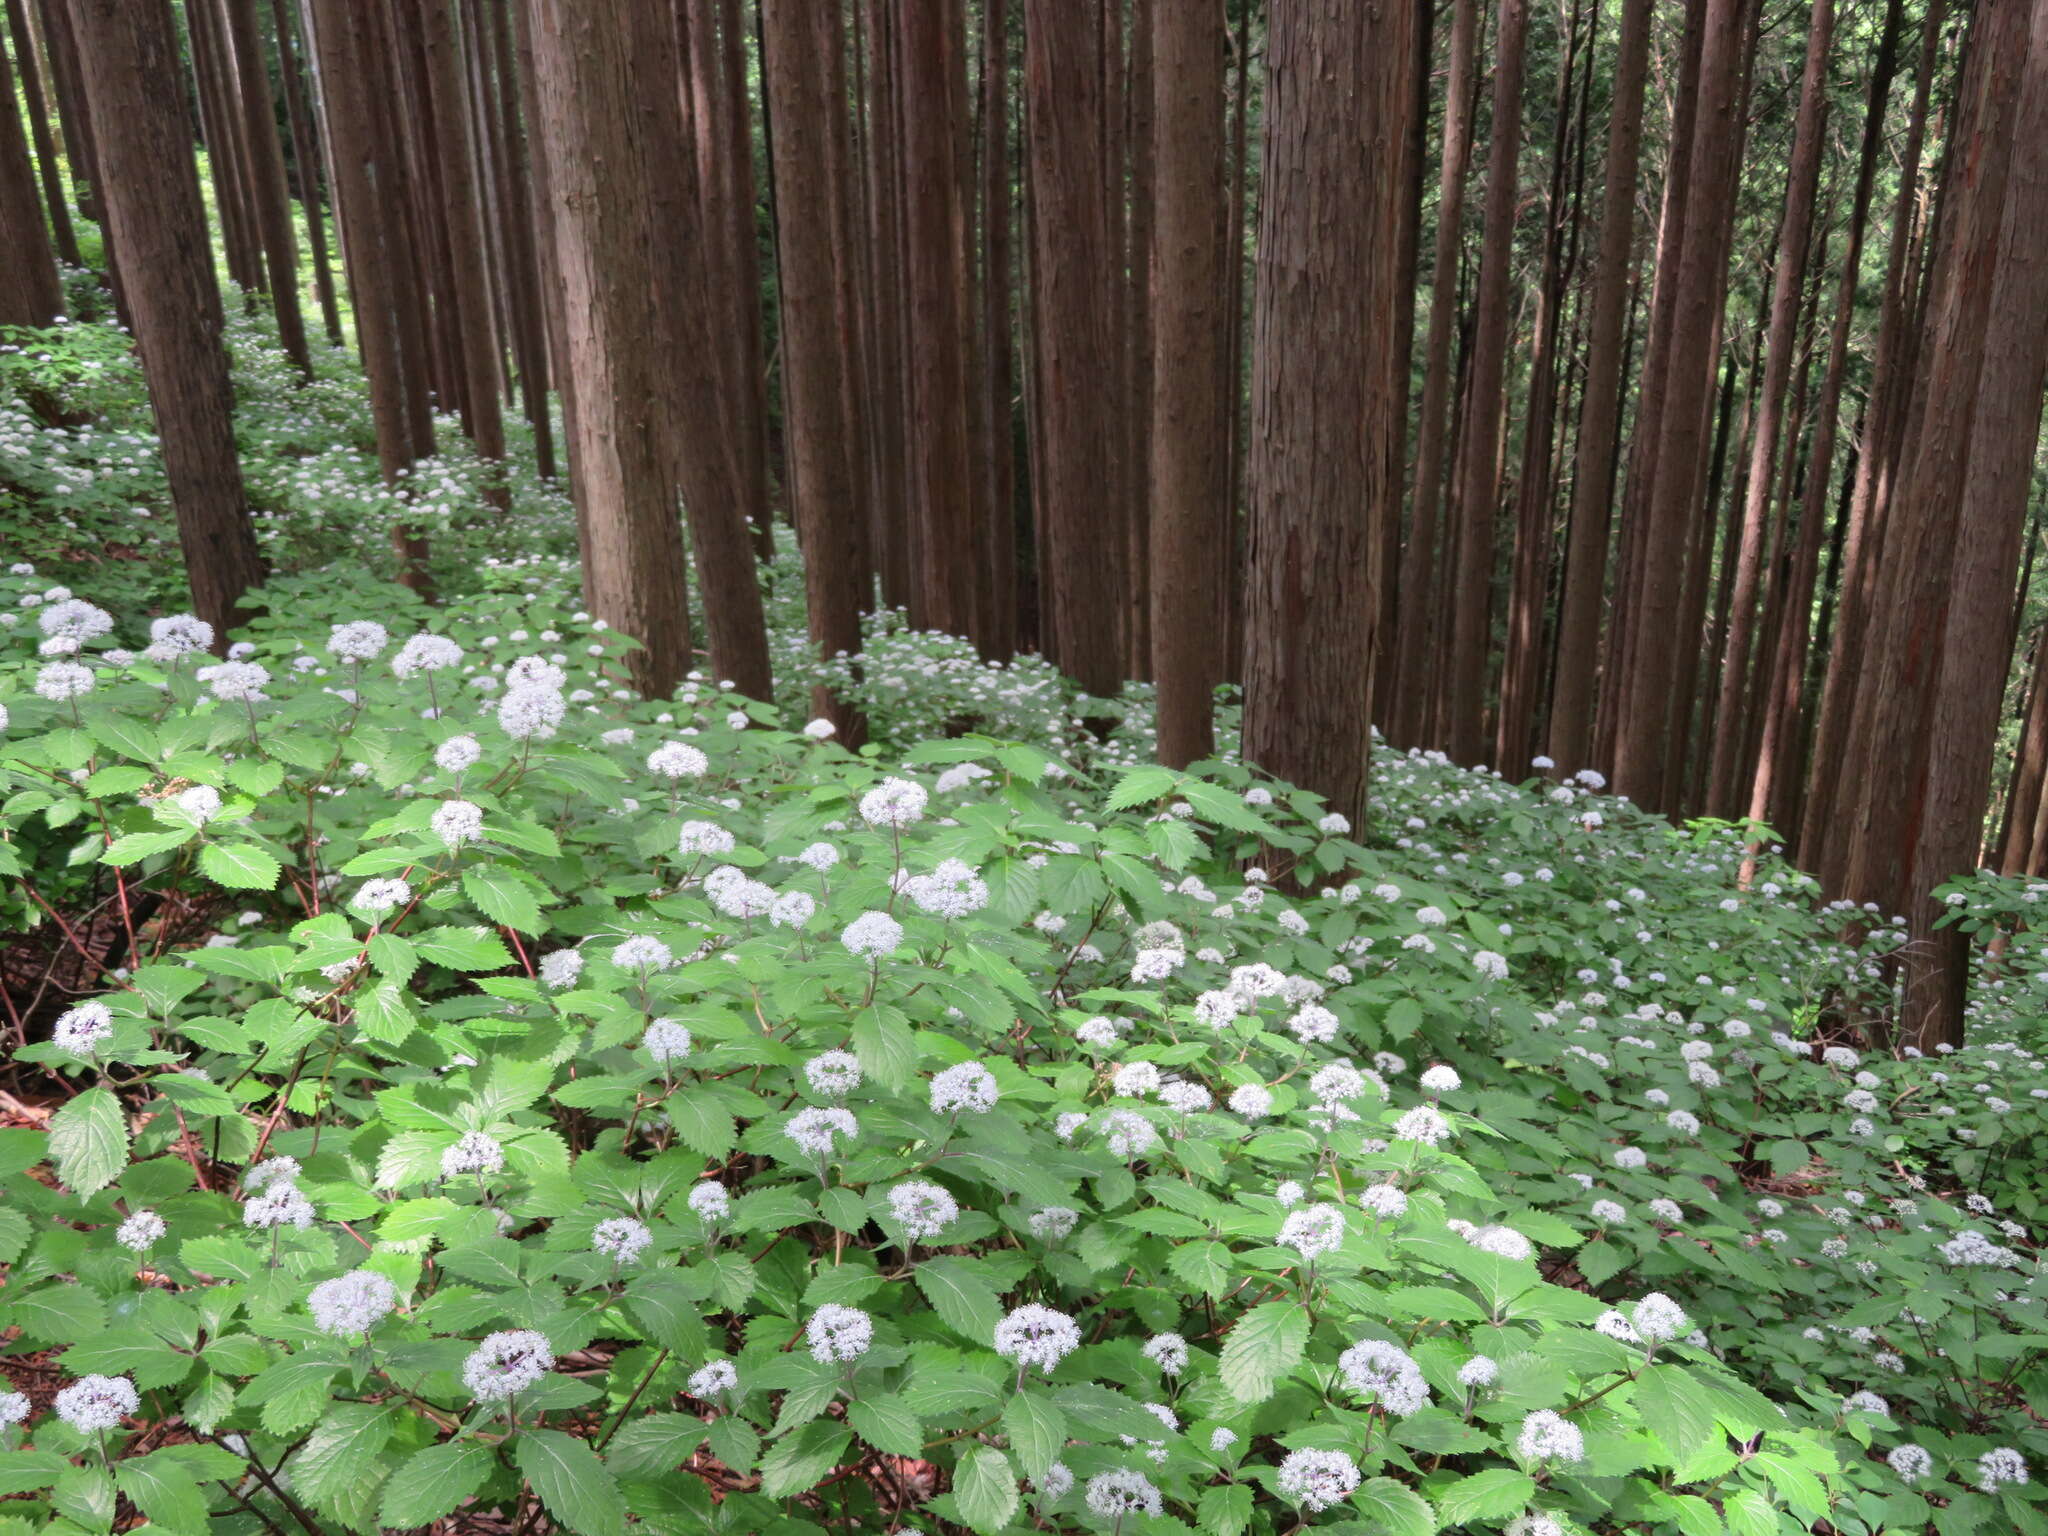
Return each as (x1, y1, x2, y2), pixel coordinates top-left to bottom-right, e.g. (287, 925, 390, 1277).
(1435, 1468, 1537, 1525)
(292, 1403, 394, 1531)
(1000, 1391, 1064, 1482)
(515, 1429, 629, 1536)
(1198, 1482, 1255, 1536)
(198, 841, 280, 890)
(1218, 1300, 1308, 1403)
(1635, 1364, 1722, 1464)
(755, 1421, 851, 1500)
(915, 1256, 1004, 1345)
(113, 1453, 208, 1536)
(464, 865, 549, 935)
(1350, 1477, 1436, 1536)
(377, 1439, 495, 1528)
(49, 1086, 128, 1198)
(847, 1395, 926, 1458)
(951, 1446, 1020, 1534)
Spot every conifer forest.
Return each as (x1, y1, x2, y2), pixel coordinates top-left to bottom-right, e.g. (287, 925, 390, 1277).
(4, 0, 2048, 1532)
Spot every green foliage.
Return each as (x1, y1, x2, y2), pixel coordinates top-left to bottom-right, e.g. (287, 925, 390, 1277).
(5, 575, 2047, 1534)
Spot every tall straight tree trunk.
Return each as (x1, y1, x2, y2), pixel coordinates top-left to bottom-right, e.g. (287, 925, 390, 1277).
(1705, 0, 1833, 815)
(1242, 0, 1415, 825)
(1495, 0, 1586, 771)
(5, 0, 78, 266)
(1545, 0, 1652, 772)
(1899, 0, 2048, 1047)
(763, 0, 872, 738)
(1596, 0, 1709, 775)
(1221, 0, 1250, 686)
(1743, 0, 1901, 837)
(479, 0, 552, 477)
(1123, 0, 1155, 681)
(896, 0, 982, 643)
(189, 0, 263, 300)
(978, 0, 1016, 659)
(1799, 0, 1944, 874)
(1611, 0, 1748, 807)
(860, 0, 912, 613)
(2001, 627, 2048, 873)
(523, 0, 698, 697)
(1839, 0, 2033, 920)
(1391, 0, 1481, 749)
(269, 0, 341, 345)
(1148, 0, 1229, 767)
(1443, 0, 1529, 766)
(222, 0, 310, 371)
(418, 0, 506, 491)
(34, 0, 100, 224)
(1024, 0, 1127, 696)
(308, 0, 433, 588)
(681, 0, 778, 569)
(0, 15, 62, 329)
(67, 0, 263, 636)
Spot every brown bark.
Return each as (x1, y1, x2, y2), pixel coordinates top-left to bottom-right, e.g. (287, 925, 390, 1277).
(1839, 0, 2034, 919)
(221, 0, 309, 370)
(1742, 0, 1903, 838)
(896, 0, 981, 643)
(859, 0, 912, 614)
(1704, 0, 1833, 815)
(522, 0, 699, 698)
(1495, 0, 1588, 771)
(0, 13, 62, 329)
(2001, 628, 2048, 874)
(1901, 0, 2048, 1046)
(1391, 0, 1481, 749)
(268, 0, 342, 346)
(188, 0, 263, 299)
(1024, 0, 1126, 696)
(1798, 0, 1945, 874)
(1147, 0, 1229, 767)
(5, 0, 78, 266)
(1123, 0, 1154, 681)
(978, 0, 1016, 659)
(307, 0, 433, 588)
(419, 0, 506, 484)
(1611, 0, 1748, 807)
(763, 0, 872, 737)
(67, 0, 264, 636)
(1596, 0, 1709, 775)
(1443, 0, 1529, 766)
(1544, 0, 1652, 771)
(1241, 0, 1415, 824)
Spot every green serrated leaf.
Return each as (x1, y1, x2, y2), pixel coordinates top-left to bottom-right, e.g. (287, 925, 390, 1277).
(847, 1396, 926, 1458)
(952, 1445, 1020, 1534)
(915, 1256, 1003, 1345)
(756, 1421, 852, 1500)
(1000, 1391, 1063, 1483)
(113, 1452, 209, 1536)
(1435, 1467, 1537, 1525)
(291, 1403, 394, 1531)
(377, 1439, 496, 1528)
(48, 1086, 128, 1199)
(198, 842, 280, 890)
(1218, 1300, 1308, 1403)
(515, 1429, 628, 1536)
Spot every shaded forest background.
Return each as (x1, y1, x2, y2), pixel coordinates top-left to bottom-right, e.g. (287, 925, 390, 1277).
(0, 0, 2045, 1049)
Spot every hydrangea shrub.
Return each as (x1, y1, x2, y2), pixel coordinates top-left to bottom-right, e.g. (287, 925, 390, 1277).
(3, 575, 2048, 1536)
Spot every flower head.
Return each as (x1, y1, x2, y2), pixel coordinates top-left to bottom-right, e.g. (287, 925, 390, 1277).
(54, 1375, 138, 1432)
(806, 1304, 874, 1363)
(463, 1330, 555, 1401)
(993, 1304, 1081, 1374)
(1277, 1448, 1360, 1511)
(309, 1268, 399, 1337)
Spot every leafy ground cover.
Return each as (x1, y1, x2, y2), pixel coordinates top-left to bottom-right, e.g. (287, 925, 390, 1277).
(6, 310, 2048, 1536)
